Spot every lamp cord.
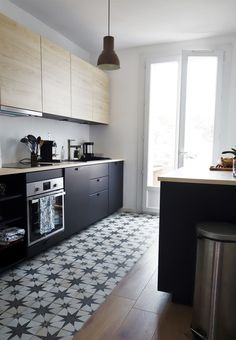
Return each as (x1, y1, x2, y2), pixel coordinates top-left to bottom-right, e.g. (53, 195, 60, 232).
(108, 0, 110, 36)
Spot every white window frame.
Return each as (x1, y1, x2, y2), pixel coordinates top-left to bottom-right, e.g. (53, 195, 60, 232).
(142, 50, 224, 214)
(178, 50, 224, 167)
(142, 56, 181, 214)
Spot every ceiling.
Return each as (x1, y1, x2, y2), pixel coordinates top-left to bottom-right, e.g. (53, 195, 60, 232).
(10, 0, 236, 53)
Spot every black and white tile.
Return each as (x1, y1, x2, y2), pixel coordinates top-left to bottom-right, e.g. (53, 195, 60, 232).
(0, 212, 158, 339)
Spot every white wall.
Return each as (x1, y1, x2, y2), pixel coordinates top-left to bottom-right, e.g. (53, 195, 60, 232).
(0, 0, 91, 164)
(0, 116, 90, 164)
(91, 34, 236, 212)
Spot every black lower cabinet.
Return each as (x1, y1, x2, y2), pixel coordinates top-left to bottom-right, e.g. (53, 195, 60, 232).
(65, 161, 123, 237)
(109, 161, 124, 214)
(158, 181, 236, 305)
(89, 190, 108, 225)
(64, 166, 90, 237)
(88, 164, 109, 224)
(0, 161, 124, 272)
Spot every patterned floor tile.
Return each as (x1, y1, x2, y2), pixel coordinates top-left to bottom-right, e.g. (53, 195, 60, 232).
(0, 212, 158, 339)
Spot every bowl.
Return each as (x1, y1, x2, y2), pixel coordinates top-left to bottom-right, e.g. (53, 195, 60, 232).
(221, 157, 233, 168)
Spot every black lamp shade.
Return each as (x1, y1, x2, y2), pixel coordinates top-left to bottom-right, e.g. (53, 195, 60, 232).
(97, 36, 120, 70)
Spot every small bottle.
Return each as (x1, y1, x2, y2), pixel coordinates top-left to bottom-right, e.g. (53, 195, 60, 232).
(60, 146, 65, 161)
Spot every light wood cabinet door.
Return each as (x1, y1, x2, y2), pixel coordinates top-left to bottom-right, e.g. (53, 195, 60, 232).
(92, 67, 109, 124)
(71, 55, 93, 121)
(0, 13, 42, 112)
(41, 37, 71, 117)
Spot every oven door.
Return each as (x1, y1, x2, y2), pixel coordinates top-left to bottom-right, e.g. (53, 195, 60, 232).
(27, 189, 65, 246)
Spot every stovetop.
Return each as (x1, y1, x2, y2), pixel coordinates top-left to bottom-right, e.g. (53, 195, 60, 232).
(3, 157, 111, 169)
(79, 155, 111, 162)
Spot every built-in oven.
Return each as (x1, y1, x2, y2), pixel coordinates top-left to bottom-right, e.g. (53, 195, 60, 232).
(26, 177, 65, 246)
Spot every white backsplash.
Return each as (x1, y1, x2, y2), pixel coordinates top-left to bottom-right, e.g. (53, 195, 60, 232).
(0, 115, 90, 164)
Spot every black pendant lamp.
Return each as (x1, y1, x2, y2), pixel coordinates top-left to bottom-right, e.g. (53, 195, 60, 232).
(97, 0, 120, 70)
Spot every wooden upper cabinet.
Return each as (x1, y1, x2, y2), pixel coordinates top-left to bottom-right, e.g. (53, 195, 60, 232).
(0, 13, 110, 124)
(71, 54, 110, 124)
(41, 37, 71, 117)
(71, 55, 93, 121)
(0, 13, 42, 112)
(92, 68, 109, 124)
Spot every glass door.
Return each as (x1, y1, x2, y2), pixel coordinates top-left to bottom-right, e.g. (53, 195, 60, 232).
(143, 51, 223, 213)
(27, 190, 65, 246)
(143, 58, 180, 213)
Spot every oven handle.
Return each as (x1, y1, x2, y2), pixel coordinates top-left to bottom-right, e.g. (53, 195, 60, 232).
(27, 190, 66, 202)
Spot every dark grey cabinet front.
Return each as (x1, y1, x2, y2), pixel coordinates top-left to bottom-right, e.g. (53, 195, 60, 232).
(109, 161, 124, 214)
(65, 161, 123, 238)
(88, 164, 109, 225)
(64, 166, 90, 237)
(88, 190, 108, 225)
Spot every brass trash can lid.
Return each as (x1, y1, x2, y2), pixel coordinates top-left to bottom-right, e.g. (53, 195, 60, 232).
(197, 222, 236, 242)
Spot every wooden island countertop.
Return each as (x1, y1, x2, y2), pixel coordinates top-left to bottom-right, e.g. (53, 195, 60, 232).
(158, 167, 236, 186)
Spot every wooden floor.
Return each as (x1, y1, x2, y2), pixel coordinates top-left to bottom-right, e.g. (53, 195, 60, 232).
(74, 242, 193, 340)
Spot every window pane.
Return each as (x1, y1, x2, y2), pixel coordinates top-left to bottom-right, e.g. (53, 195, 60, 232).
(183, 56, 218, 166)
(148, 61, 179, 187)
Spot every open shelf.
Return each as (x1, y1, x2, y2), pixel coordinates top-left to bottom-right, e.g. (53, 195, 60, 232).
(0, 193, 23, 203)
(0, 216, 23, 226)
(0, 237, 24, 252)
(0, 173, 26, 271)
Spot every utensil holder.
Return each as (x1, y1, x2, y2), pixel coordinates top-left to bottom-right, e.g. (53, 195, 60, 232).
(31, 152, 38, 167)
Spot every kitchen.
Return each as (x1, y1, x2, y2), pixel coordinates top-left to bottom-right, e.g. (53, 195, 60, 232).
(0, 0, 236, 339)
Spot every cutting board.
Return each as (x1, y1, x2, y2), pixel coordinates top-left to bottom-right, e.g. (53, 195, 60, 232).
(210, 166, 232, 171)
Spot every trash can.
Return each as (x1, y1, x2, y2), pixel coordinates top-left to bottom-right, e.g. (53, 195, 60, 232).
(191, 222, 236, 340)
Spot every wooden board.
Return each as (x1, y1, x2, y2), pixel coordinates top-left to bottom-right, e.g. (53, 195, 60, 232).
(209, 166, 232, 171)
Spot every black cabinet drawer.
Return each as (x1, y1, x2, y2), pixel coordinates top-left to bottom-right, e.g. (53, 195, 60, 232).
(89, 189, 108, 224)
(89, 176, 108, 194)
(89, 164, 108, 179)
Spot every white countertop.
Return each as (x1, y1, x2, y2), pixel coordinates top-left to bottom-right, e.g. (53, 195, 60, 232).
(158, 167, 236, 186)
(0, 159, 124, 176)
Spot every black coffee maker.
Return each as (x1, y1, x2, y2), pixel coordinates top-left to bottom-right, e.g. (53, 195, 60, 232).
(40, 140, 59, 162)
(82, 142, 94, 161)
(79, 142, 110, 162)
(40, 140, 53, 162)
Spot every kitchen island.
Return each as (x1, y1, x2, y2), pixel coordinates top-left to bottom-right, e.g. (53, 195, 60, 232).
(158, 167, 236, 305)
